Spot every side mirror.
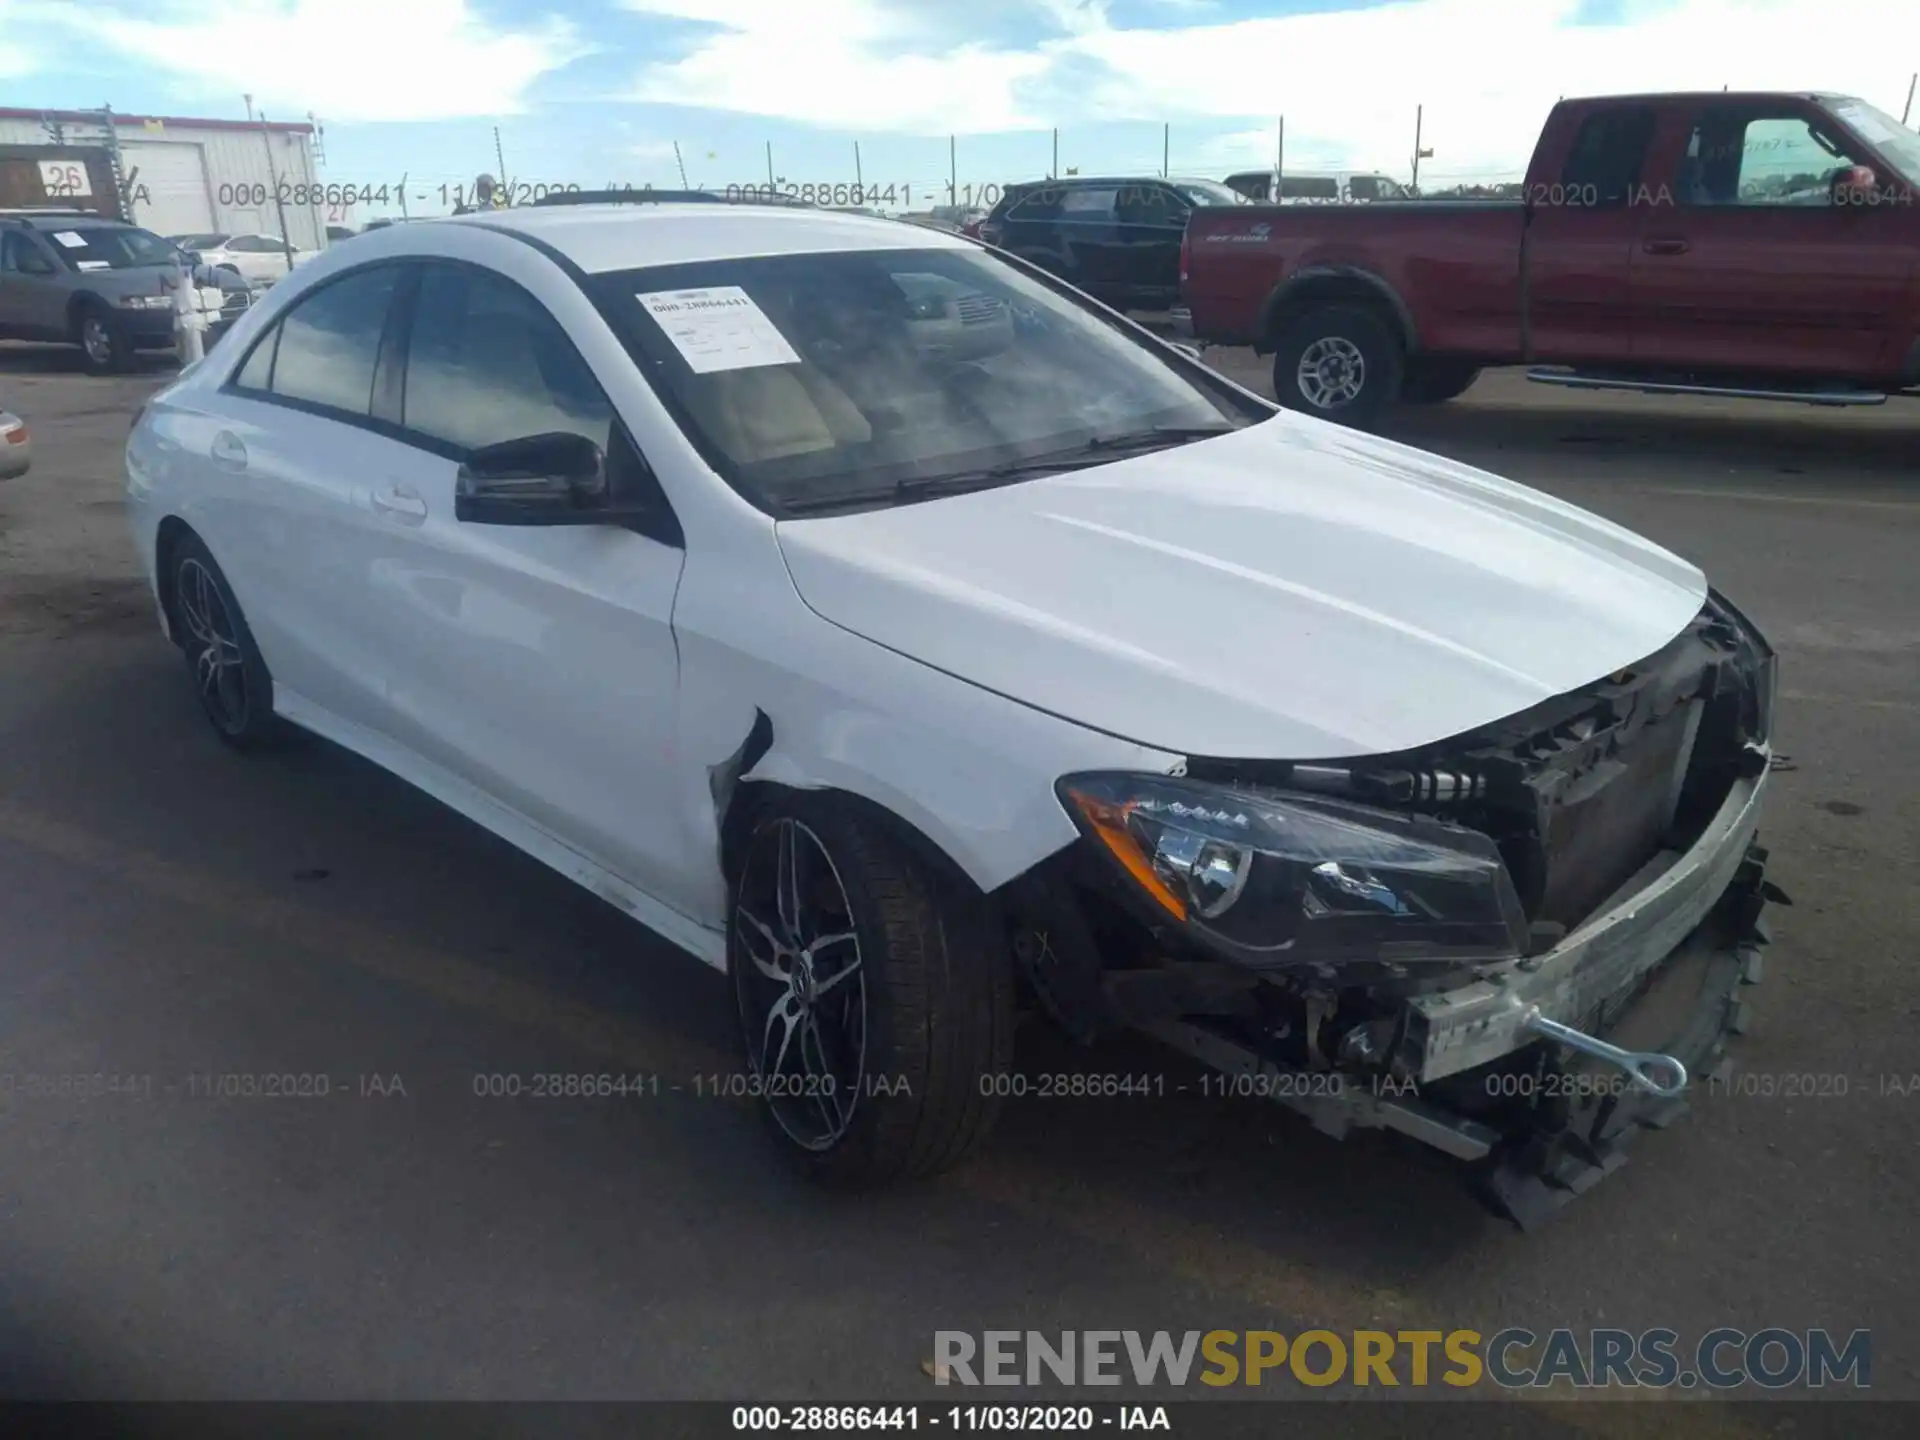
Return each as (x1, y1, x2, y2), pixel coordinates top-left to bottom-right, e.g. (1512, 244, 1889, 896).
(1831, 165, 1880, 207)
(455, 432, 616, 526)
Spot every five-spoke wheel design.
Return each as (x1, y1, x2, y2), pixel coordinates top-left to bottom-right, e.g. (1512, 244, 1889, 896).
(176, 555, 250, 736)
(167, 533, 282, 751)
(733, 816, 868, 1152)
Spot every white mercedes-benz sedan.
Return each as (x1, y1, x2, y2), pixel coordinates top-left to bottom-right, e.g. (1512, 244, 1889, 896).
(125, 204, 1781, 1225)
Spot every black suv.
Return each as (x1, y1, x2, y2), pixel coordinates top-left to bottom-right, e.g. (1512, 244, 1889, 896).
(976, 176, 1248, 311)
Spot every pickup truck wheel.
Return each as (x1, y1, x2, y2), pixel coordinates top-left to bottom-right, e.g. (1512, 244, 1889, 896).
(1401, 360, 1482, 405)
(729, 797, 1014, 1187)
(1272, 305, 1403, 427)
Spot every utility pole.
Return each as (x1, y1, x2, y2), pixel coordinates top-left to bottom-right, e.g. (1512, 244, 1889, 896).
(1411, 105, 1433, 194)
(1163, 122, 1170, 178)
(493, 126, 508, 197)
(1051, 127, 1058, 179)
(766, 141, 776, 189)
(255, 111, 297, 271)
(673, 141, 689, 188)
(854, 140, 863, 195)
(1903, 72, 1917, 126)
(949, 134, 957, 206)
(96, 105, 128, 221)
(1275, 116, 1285, 197)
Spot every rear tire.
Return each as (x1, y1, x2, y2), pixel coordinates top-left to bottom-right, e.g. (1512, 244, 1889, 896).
(1270, 304, 1403, 428)
(166, 532, 285, 751)
(1401, 359, 1482, 405)
(728, 795, 1014, 1187)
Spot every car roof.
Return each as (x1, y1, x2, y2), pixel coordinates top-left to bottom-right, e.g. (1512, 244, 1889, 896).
(426, 203, 969, 275)
(1011, 175, 1215, 189)
(2, 211, 132, 228)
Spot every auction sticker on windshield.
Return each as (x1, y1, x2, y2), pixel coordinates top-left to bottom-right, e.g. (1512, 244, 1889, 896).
(53, 231, 89, 248)
(637, 286, 801, 374)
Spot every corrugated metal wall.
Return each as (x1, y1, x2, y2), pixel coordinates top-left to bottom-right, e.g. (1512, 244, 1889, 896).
(0, 118, 325, 250)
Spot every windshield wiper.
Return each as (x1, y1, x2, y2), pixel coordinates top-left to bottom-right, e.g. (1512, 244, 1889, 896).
(777, 423, 1241, 517)
(892, 424, 1242, 496)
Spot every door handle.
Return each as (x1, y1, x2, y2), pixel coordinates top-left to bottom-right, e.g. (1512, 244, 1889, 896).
(1641, 237, 1691, 256)
(369, 483, 428, 524)
(210, 431, 247, 470)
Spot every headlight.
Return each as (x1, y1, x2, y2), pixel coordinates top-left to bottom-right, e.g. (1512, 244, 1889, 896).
(118, 294, 171, 310)
(1059, 773, 1529, 969)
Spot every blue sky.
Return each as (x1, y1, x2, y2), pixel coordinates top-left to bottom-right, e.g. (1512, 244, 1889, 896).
(3, 0, 1916, 216)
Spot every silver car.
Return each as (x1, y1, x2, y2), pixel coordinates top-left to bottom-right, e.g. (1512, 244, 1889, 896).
(0, 212, 199, 373)
(0, 409, 29, 480)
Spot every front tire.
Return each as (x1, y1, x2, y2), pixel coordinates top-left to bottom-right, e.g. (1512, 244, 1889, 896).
(1270, 304, 1403, 428)
(729, 797, 1013, 1186)
(167, 533, 284, 751)
(74, 303, 129, 375)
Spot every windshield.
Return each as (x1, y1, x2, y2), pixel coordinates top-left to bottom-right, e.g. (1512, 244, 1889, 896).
(1826, 97, 1920, 186)
(596, 245, 1265, 514)
(174, 233, 230, 250)
(1172, 180, 1251, 206)
(51, 227, 178, 270)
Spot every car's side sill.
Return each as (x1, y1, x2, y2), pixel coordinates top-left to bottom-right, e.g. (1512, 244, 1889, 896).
(273, 687, 728, 972)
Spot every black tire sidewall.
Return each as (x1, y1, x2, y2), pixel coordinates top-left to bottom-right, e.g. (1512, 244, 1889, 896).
(1271, 305, 1403, 427)
(169, 533, 280, 749)
(728, 795, 1009, 1186)
(1401, 360, 1481, 405)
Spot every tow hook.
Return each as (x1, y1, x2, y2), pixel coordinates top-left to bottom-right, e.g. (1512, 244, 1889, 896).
(1512, 1003, 1689, 1099)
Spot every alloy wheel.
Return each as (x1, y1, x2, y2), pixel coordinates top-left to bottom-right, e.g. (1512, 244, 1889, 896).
(175, 557, 249, 733)
(733, 817, 868, 1151)
(1296, 336, 1367, 409)
(81, 316, 114, 368)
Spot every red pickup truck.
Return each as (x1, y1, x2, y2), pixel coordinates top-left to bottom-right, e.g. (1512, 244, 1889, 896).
(1177, 91, 1920, 424)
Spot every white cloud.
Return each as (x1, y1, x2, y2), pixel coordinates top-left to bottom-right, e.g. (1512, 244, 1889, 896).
(0, 1, 40, 78)
(623, 0, 1920, 175)
(29, 0, 587, 123)
(1066, 0, 1920, 177)
(623, 1, 1060, 133)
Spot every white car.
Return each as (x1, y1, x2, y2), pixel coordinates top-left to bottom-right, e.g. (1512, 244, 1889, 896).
(124, 205, 1780, 1224)
(169, 232, 311, 286)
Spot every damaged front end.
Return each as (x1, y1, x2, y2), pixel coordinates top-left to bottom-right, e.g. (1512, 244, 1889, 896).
(1004, 591, 1786, 1228)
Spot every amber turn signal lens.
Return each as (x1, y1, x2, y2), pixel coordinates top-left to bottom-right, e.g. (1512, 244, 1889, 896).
(1065, 789, 1188, 920)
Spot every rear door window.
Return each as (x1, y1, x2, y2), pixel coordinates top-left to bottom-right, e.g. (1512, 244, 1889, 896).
(1560, 107, 1657, 206)
(1058, 187, 1119, 220)
(260, 266, 401, 416)
(1279, 176, 1340, 201)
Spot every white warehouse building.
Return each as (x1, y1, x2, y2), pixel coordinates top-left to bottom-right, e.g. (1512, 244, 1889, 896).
(0, 107, 328, 250)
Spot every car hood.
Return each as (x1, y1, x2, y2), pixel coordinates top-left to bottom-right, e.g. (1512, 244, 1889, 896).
(774, 416, 1709, 759)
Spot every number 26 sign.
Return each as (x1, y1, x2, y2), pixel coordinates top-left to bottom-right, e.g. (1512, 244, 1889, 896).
(38, 161, 94, 198)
